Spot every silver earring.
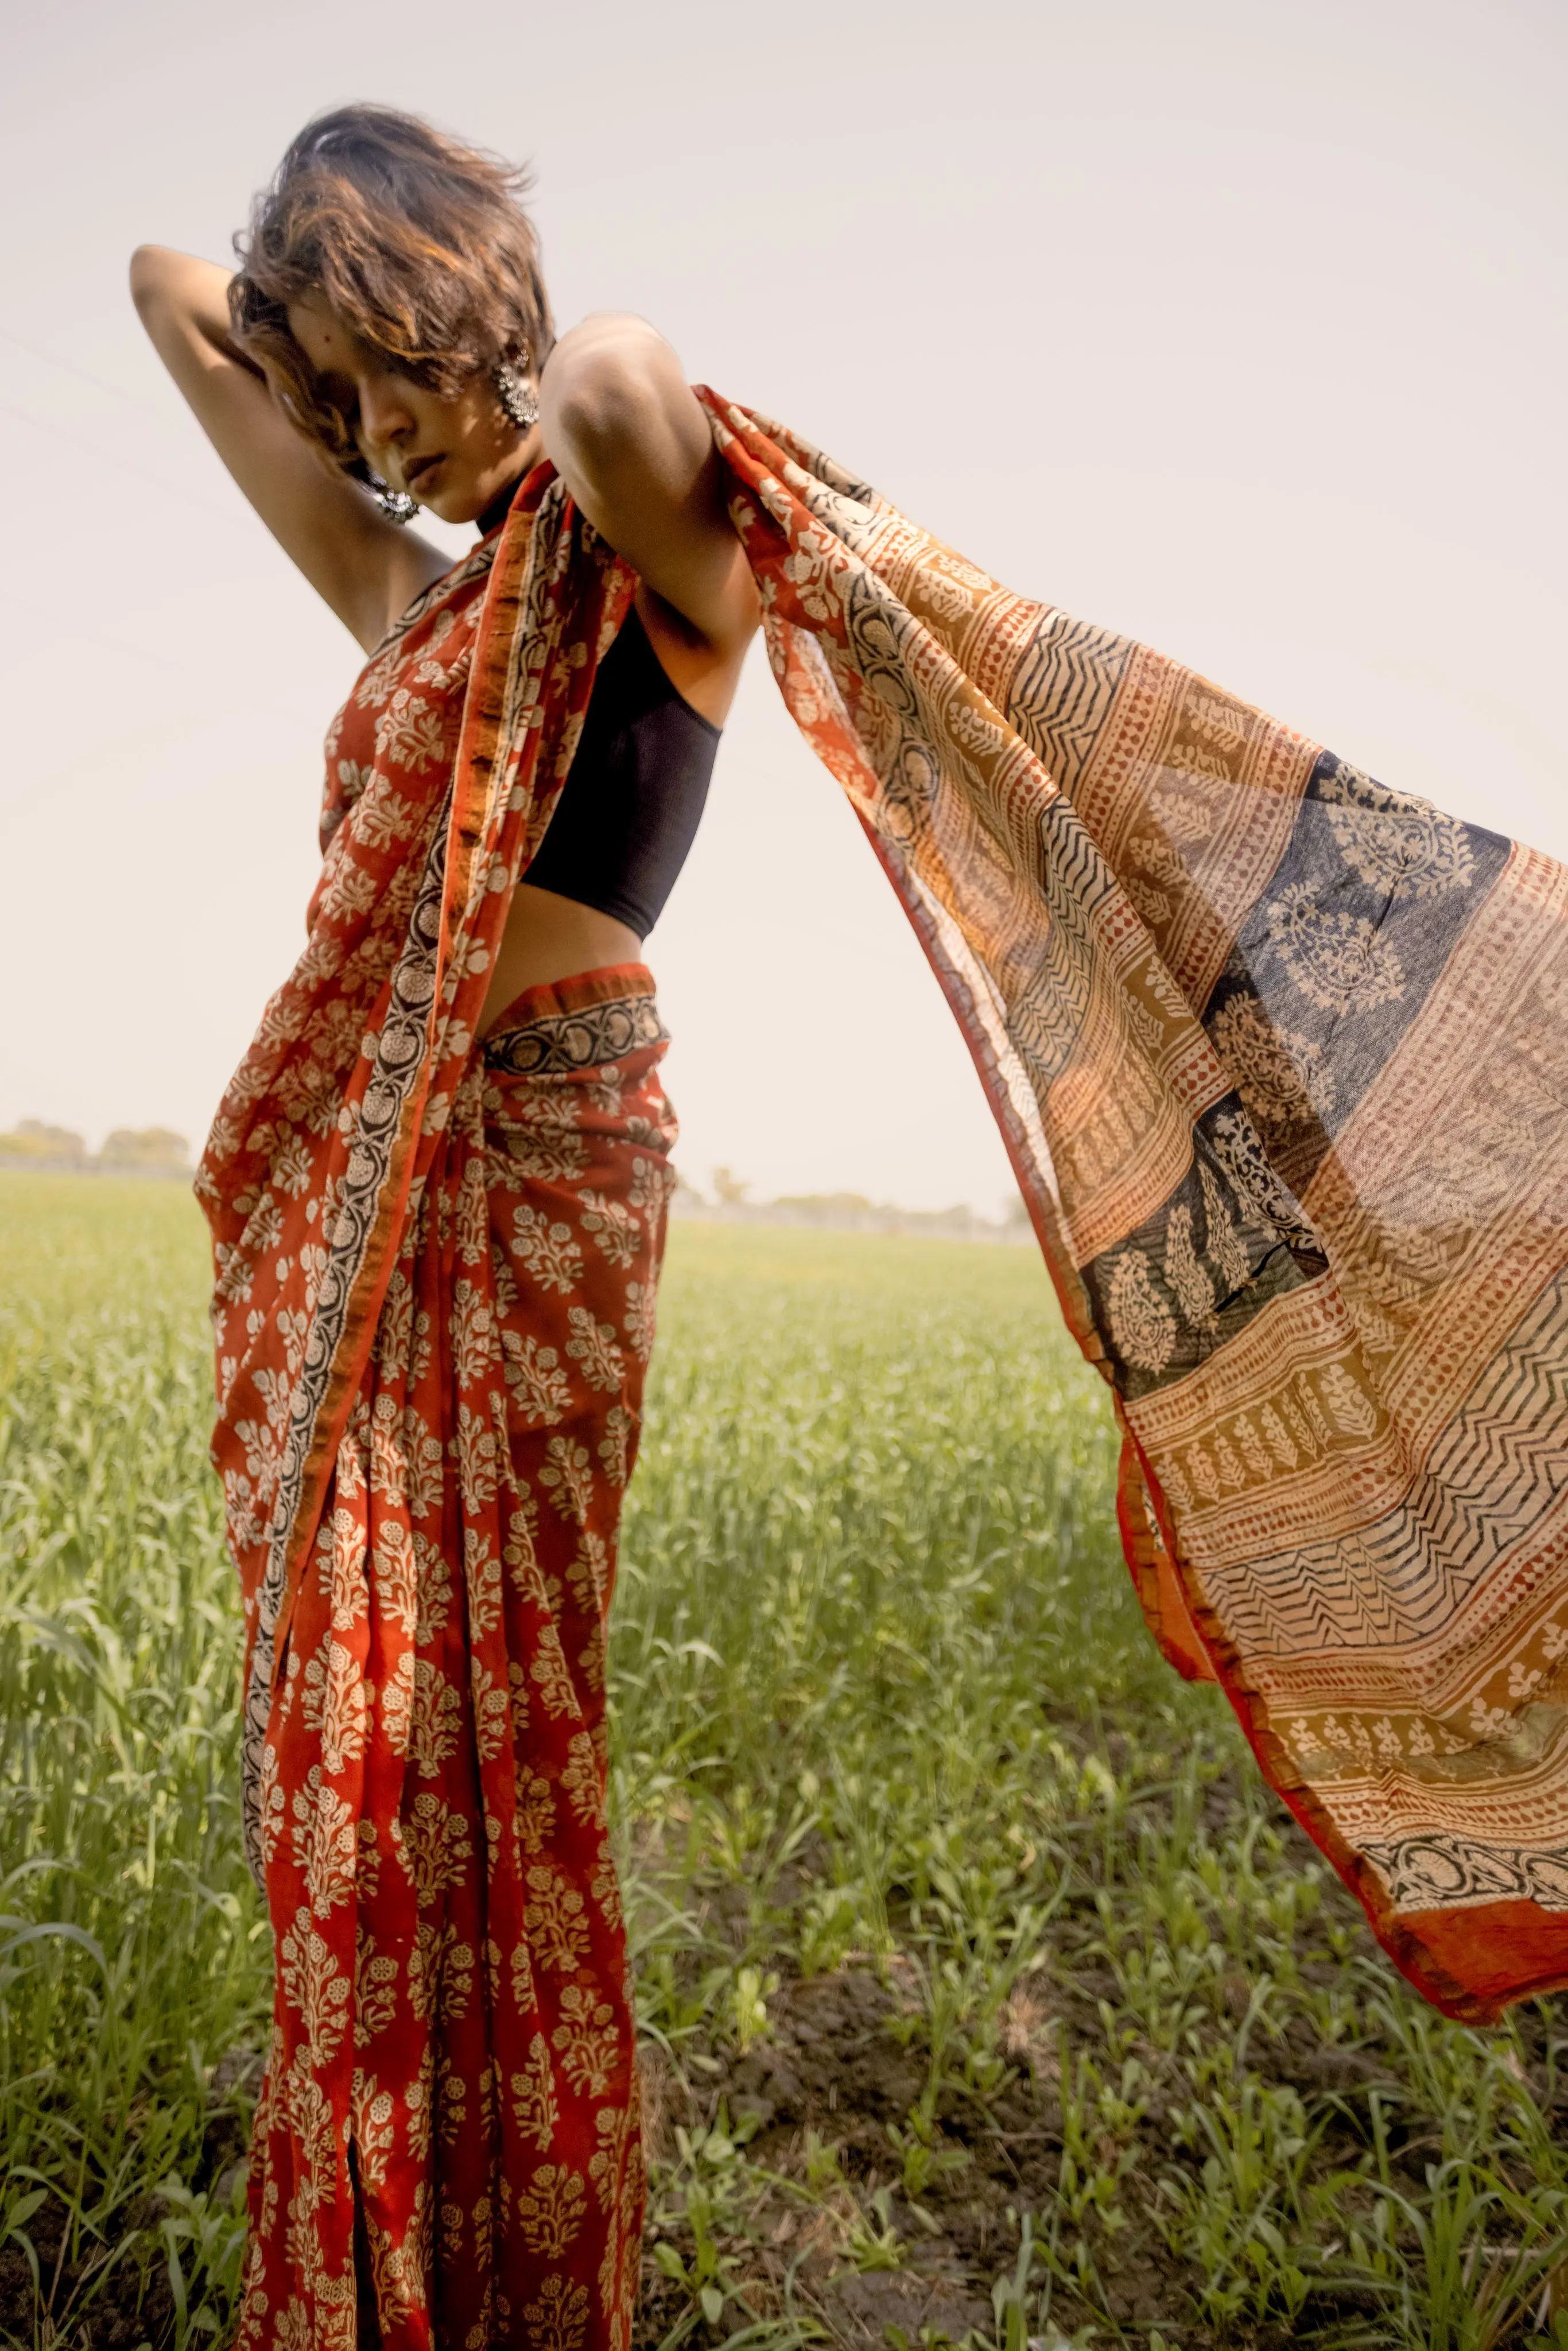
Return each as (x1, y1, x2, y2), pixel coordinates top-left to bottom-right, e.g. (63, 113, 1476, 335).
(493, 354, 539, 432)
(367, 472, 417, 525)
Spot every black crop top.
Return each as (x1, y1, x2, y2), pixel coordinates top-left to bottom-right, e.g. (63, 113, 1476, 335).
(523, 604, 721, 939)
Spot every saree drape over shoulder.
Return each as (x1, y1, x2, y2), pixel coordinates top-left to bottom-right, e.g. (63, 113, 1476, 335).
(204, 399, 1568, 2346)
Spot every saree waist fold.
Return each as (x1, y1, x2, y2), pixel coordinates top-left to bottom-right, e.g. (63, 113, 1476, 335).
(238, 967, 673, 2351)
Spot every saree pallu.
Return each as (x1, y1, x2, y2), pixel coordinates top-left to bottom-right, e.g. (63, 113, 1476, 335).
(692, 393, 1568, 2023)
(239, 966, 672, 2351)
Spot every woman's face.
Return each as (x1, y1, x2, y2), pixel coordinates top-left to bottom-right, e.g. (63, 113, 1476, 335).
(286, 294, 535, 526)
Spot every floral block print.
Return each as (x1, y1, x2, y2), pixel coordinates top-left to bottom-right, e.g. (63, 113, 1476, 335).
(237, 967, 674, 2351)
(697, 392, 1568, 2021)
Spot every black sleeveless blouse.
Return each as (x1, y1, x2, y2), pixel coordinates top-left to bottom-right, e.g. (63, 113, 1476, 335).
(479, 482, 720, 939)
(525, 605, 720, 938)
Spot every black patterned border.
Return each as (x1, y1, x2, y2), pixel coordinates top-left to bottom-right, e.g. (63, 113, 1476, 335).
(238, 803, 449, 1883)
(1362, 1833, 1568, 1912)
(483, 991, 666, 1077)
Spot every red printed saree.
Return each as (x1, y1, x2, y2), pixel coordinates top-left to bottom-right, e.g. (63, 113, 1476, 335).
(204, 389, 1568, 2348)
(201, 483, 665, 2348)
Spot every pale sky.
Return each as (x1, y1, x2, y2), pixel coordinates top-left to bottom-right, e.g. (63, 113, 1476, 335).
(3, 0, 1564, 1212)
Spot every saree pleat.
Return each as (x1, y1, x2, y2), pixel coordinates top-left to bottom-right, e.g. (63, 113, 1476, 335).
(204, 482, 665, 2347)
(243, 968, 669, 2348)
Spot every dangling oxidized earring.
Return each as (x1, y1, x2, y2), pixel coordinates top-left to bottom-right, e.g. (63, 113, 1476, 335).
(493, 350, 539, 432)
(367, 472, 418, 525)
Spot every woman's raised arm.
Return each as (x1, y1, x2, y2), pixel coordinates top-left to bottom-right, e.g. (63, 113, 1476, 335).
(129, 246, 450, 652)
(540, 314, 760, 682)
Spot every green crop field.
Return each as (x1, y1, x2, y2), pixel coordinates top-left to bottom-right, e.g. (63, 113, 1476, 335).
(2, 1171, 1567, 2351)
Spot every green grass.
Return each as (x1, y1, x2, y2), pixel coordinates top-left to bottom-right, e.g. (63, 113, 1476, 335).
(2, 1171, 1566, 2350)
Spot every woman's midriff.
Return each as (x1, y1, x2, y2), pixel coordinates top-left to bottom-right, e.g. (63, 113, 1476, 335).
(480, 956, 660, 1042)
(478, 881, 643, 1037)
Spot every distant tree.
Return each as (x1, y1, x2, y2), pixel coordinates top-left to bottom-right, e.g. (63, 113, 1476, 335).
(0, 1120, 87, 1165)
(711, 1166, 750, 1204)
(771, 1192, 876, 1218)
(98, 1127, 192, 1172)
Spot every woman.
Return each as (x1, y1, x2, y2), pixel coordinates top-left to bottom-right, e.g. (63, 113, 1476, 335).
(138, 90, 1568, 2351)
(134, 104, 756, 2351)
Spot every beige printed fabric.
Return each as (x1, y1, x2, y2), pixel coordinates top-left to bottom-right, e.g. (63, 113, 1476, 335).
(700, 389, 1568, 2023)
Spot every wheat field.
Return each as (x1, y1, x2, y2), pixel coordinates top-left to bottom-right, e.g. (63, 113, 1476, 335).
(2, 1171, 1566, 2351)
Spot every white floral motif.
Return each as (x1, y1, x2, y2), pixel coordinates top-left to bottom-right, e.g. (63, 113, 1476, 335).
(1150, 785, 1214, 846)
(945, 699, 998, 756)
(1210, 992, 1333, 1134)
(449, 1279, 499, 1386)
(1265, 882, 1406, 1016)
(463, 1528, 504, 1639)
(1209, 1114, 1311, 1246)
(920, 571, 973, 624)
(498, 1116, 589, 1184)
(565, 1307, 625, 1394)
(315, 1506, 368, 1632)
(379, 1651, 416, 1757)
(316, 859, 381, 926)
(397, 1792, 472, 1908)
(524, 1863, 591, 1972)
(510, 2036, 558, 2150)
(1105, 1251, 1175, 1375)
(503, 1497, 545, 1603)
(596, 1405, 634, 1488)
(1319, 1362, 1377, 1440)
(1259, 1404, 1297, 1469)
(278, 1905, 351, 2065)
(1163, 1205, 1215, 1335)
(1128, 833, 1187, 891)
(1199, 1162, 1253, 1298)
(779, 527, 841, 622)
(539, 1437, 593, 1525)
(511, 1206, 584, 1294)
(373, 689, 447, 773)
(502, 1333, 572, 1426)
(577, 1189, 639, 1269)
(471, 1660, 509, 1762)
(259, 1741, 285, 1861)
(530, 1622, 582, 1720)
(629, 1157, 673, 1214)
(1317, 759, 1474, 899)
(1125, 879, 1173, 928)
(453, 1398, 504, 1511)
(300, 1635, 368, 1774)
(623, 1279, 658, 1362)
(291, 1766, 357, 1916)
(409, 1658, 464, 1780)
(349, 771, 420, 851)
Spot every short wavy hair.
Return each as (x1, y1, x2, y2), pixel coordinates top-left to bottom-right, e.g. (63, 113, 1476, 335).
(230, 104, 554, 471)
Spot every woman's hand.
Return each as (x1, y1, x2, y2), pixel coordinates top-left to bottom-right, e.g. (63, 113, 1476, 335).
(540, 315, 759, 717)
(129, 246, 451, 651)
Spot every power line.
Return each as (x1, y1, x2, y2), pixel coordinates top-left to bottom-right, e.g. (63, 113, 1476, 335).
(0, 391, 231, 519)
(0, 325, 174, 425)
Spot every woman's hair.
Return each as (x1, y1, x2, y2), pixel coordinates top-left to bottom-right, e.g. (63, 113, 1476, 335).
(230, 104, 554, 468)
